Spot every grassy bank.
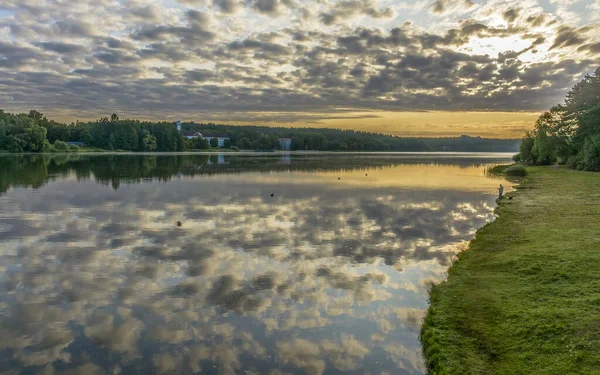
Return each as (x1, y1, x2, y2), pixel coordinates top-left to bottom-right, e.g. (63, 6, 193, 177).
(421, 167, 600, 374)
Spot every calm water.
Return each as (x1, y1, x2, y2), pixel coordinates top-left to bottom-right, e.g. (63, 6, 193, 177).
(0, 153, 513, 375)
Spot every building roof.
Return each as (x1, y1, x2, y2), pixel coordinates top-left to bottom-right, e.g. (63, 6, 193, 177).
(202, 134, 229, 138)
(280, 138, 293, 140)
(182, 131, 201, 136)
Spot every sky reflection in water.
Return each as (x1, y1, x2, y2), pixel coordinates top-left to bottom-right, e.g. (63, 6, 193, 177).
(0, 153, 513, 375)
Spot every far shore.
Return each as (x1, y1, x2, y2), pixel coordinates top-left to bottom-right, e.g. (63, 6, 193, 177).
(0, 150, 518, 156)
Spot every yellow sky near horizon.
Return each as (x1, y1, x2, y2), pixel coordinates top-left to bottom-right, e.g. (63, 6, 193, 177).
(49, 110, 539, 139)
(301, 111, 539, 139)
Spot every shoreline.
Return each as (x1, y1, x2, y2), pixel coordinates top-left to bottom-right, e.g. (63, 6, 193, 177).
(0, 150, 517, 156)
(420, 166, 600, 374)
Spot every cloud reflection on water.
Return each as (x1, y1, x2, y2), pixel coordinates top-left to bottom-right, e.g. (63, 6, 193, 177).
(0, 154, 512, 374)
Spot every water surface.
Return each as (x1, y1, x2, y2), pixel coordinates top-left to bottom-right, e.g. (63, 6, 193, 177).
(0, 153, 513, 374)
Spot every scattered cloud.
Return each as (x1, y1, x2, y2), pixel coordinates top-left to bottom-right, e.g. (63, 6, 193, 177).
(0, 0, 598, 129)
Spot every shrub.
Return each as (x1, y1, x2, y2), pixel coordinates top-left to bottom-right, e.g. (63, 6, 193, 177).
(69, 145, 79, 152)
(42, 139, 52, 153)
(505, 165, 528, 176)
(486, 164, 510, 175)
(582, 134, 600, 171)
(53, 140, 68, 151)
(512, 153, 521, 163)
(565, 154, 582, 170)
(230, 146, 239, 151)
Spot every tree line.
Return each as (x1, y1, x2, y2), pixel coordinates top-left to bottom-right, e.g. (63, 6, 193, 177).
(515, 67, 600, 171)
(1, 108, 520, 153)
(181, 123, 518, 152)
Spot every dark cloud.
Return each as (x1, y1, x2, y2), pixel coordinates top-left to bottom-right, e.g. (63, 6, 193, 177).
(502, 8, 520, 23)
(213, 0, 240, 13)
(105, 37, 135, 50)
(0, 42, 42, 68)
(131, 12, 215, 44)
(578, 42, 600, 55)
(129, 5, 162, 21)
(550, 26, 589, 50)
(248, 0, 281, 15)
(36, 42, 86, 54)
(185, 69, 218, 82)
(320, 0, 393, 25)
(432, 0, 475, 14)
(53, 20, 95, 37)
(526, 13, 547, 27)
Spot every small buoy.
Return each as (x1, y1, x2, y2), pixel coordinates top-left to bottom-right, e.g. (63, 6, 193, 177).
(338, 177, 341, 180)
(177, 221, 182, 227)
(365, 174, 368, 176)
(270, 193, 274, 197)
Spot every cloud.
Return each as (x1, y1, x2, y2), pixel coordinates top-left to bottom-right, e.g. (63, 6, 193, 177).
(214, 0, 241, 13)
(36, 42, 86, 54)
(249, 0, 281, 14)
(502, 8, 520, 23)
(319, 0, 394, 25)
(0, 0, 598, 135)
(550, 26, 589, 50)
(432, 0, 475, 14)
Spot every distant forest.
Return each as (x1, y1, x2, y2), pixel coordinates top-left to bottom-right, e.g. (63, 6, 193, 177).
(0, 109, 519, 153)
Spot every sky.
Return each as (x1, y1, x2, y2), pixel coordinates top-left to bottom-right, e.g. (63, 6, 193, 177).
(0, 0, 599, 138)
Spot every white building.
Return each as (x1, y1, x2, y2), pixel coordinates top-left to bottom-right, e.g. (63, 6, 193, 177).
(182, 131, 202, 139)
(201, 134, 230, 148)
(280, 138, 292, 151)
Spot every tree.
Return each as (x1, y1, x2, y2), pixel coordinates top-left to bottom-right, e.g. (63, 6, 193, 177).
(194, 137, 210, 149)
(519, 133, 535, 164)
(224, 138, 232, 148)
(531, 130, 556, 165)
(142, 130, 157, 151)
(28, 110, 44, 123)
(582, 134, 600, 171)
(517, 68, 600, 169)
(210, 138, 218, 148)
(257, 134, 272, 150)
(53, 140, 69, 151)
(110, 113, 119, 123)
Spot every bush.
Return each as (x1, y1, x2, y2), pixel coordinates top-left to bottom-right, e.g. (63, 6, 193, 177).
(512, 153, 521, 163)
(53, 140, 68, 151)
(43, 139, 52, 153)
(486, 164, 510, 175)
(565, 154, 581, 169)
(582, 134, 600, 171)
(230, 146, 239, 151)
(69, 145, 79, 152)
(504, 165, 528, 176)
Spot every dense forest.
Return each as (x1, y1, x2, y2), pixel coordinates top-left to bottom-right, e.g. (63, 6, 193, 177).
(1, 109, 519, 153)
(0, 111, 184, 153)
(181, 123, 519, 152)
(515, 67, 600, 171)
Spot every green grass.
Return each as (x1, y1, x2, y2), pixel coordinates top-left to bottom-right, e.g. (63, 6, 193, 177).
(421, 167, 600, 375)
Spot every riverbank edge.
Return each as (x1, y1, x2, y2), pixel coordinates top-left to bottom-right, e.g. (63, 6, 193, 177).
(419, 164, 524, 374)
(420, 164, 534, 373)
(420, 166, 600, 374)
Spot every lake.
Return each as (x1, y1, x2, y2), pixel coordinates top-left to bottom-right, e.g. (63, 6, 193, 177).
(0, 153, 513, 374)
